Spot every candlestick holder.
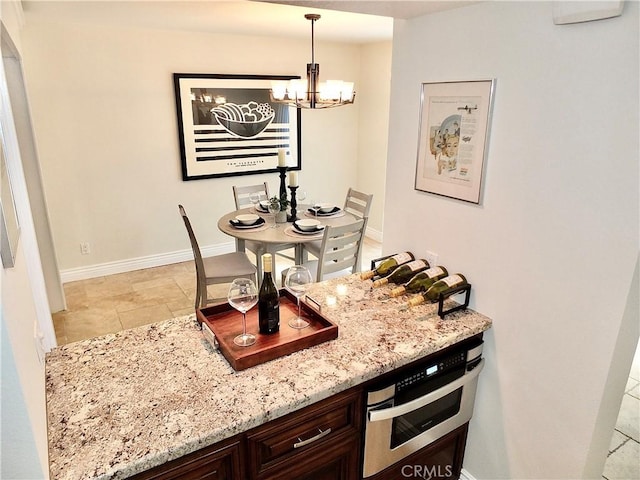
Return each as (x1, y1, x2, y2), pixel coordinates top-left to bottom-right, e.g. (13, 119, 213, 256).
(277, 166, 288, 205)
(287, 185, 299, 222)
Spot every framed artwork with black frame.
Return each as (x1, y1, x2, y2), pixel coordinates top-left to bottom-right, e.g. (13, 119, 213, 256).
(415, 79, 495, 204)
(173, 73, 302, 181)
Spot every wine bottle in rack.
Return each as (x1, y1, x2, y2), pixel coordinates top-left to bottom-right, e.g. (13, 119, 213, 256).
(389, 266, 449, 297)
(360, 252, 415, 280)
(258, 254, 280, 334)
(371, 259, 430, 288)
(406, 274, 468, 307)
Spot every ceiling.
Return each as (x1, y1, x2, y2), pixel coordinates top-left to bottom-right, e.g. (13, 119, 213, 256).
(21, 0, 477, 44)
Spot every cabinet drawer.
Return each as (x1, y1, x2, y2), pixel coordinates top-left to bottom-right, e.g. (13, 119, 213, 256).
(246, 389, 362, 478)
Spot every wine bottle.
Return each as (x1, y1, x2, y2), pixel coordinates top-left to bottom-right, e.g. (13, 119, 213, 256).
(390, 266, 449, 297)
(360, 252, 415, 280)
(258, 254, 280, 334)
(406, 274, 468, 307)
(372, 259, 430, 288)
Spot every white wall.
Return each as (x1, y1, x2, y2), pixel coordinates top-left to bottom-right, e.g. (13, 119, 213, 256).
(356, 40, 392, 242)
(386, 2, 638, 479)
(19, 18, 389, 279)
(1, 1, 49, 477)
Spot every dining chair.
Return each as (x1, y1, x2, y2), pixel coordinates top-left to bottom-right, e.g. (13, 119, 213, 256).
(179, 205, 257, 309)
(282, 219, 366, 284)
(302, 188, 373, 272)
(232, 182, 270, 210)
(231, 183, 296, 265)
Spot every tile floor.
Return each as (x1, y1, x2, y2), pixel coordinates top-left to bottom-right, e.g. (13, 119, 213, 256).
(51, 240, 637, 479)
(602, 344, 640, 480)
(52, 238, 382, 345)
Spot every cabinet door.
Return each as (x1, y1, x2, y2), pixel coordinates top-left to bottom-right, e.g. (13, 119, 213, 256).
(367, 424, 468, 480)
(130, 436, 244, 480)
(246, 389, 362, 479)
(260, 434, 360, 480)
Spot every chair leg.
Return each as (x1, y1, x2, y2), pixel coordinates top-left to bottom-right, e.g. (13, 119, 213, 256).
(194, 278, 201, 309)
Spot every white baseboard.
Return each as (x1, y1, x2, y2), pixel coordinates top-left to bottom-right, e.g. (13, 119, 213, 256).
(60, 229, 383, 283)
(59, 242, 237, 283)
(366, 226, 383, 243)
(460, 468, 477, 480)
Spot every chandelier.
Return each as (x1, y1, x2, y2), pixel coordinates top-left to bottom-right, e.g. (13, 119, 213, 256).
(270, 14, 355, 109)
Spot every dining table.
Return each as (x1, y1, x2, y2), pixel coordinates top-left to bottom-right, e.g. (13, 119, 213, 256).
(217, 204, 358, 282)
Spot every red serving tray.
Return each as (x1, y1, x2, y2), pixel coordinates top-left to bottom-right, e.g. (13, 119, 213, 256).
(196, 289, 338, 371)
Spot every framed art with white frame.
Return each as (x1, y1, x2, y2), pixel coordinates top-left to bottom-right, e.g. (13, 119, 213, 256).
(415, 79, 495, 204)
(174, 73, 302, 181)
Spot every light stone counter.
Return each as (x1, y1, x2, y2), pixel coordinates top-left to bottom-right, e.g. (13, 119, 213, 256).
(46, 274, 492, 480)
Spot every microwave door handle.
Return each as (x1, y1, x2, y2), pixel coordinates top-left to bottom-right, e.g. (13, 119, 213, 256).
(368, 358, 484, 423)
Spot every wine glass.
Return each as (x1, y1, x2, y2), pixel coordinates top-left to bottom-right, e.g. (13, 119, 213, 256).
(268, 201, 280, 228)
(285, 265, 312, 329)
(309, 199, 320, 218)
(227, 278, 258, 347)
(248, 192, 260, 211)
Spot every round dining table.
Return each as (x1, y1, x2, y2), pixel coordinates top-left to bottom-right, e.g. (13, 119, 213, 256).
(218, 205, 358, 281)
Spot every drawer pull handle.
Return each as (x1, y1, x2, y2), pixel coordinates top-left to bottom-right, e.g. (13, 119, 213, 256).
(293, 427, 332, 449)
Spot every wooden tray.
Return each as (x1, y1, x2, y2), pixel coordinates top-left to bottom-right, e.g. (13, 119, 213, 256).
(196, 289, 338, 371)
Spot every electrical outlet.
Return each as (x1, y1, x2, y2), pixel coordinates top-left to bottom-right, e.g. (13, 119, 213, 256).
(425, 250, 439, 267)
(80, 242, 91, 255)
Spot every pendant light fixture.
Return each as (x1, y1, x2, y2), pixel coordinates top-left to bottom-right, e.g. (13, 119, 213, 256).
(270, 14, 355, 109)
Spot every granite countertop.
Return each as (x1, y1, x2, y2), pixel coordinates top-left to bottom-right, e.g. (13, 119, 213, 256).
(46, 274, 492, 480)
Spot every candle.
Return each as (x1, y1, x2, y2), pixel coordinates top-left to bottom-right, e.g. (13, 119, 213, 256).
(289, 171, 298, 187)
(277, 148, 286, 167)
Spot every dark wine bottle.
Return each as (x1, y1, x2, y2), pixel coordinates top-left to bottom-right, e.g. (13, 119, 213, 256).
(258, 254, 280, 334)
(372, 259, 430, 288)
(390, 266, 449, 297)
(360, 252, 415, 280)
(407, 273, 468, 307)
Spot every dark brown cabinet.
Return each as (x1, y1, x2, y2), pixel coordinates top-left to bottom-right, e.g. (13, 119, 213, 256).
(130, 435, 244, 480)
(245, 389, 362, 480)
(365, 424, 469, 480)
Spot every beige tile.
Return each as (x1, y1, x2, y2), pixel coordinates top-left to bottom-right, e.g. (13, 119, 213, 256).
(84, 276, 134, 299)
(51, 312, 67, 345)
(119, 304, 175, 330)
(135, 282, 191, 305)
(170, 306, 196, 318)
(166, 294, 195, 312)
(63, 280, 87, 297)
(608, 430, 628, 452)
(131, 276, 178, 292)
(615, 394, 639, 442)
(63, 309, 122, 344)
(603, 438, 639, 480)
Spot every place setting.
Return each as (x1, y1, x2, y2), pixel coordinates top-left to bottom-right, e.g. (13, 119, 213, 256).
(228, 213, 268, 231)
(284, 218, 325, 238)
(305, 202, 346, 218)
